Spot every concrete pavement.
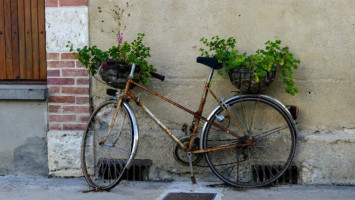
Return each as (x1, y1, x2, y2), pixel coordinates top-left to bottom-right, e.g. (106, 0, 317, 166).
(0, 176, 354, 200)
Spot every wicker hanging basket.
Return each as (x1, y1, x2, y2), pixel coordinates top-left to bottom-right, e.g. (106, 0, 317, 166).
(228, 67, 276, 94)
(99, 60, 132, 89)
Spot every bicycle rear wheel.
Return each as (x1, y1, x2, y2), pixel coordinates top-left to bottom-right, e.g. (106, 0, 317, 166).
(202, 95, 296, 188)
(81, 100, 138, 190)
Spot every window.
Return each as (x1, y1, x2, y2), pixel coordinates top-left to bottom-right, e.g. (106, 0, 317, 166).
(0, 0, 46, 83)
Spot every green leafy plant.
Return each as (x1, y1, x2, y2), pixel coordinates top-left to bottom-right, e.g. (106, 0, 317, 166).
(200, 36, 300, 95)
(66, 3, 156, 85)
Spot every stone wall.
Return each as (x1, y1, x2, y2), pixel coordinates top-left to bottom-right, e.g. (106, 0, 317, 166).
(88, 0, 355, 185)
(45, 0, 89, 177)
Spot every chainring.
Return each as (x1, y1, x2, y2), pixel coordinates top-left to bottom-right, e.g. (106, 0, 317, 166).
(173, 136, 203, 166)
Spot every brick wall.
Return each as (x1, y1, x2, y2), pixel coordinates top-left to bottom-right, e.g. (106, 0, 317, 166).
(46, 0, 89, 131)
(47, 53, 90, 131)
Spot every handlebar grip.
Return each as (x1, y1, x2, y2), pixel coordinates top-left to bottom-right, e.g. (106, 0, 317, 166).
(150, 72, 165, 81)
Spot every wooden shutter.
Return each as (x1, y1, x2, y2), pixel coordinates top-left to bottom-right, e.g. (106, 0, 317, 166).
(0, 0, 46, 82)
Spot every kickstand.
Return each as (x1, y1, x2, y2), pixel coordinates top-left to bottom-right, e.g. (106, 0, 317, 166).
(187, 152, 197, 184)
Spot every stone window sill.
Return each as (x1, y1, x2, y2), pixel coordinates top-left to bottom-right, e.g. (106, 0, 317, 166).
(0, 85, 48, 100)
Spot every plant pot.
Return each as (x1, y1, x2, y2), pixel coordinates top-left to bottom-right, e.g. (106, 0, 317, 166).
(228, 67, 276, 94)
(99, 60, 132, 89)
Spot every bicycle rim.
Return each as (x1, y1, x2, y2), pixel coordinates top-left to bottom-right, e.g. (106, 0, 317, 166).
(203, 96, 296, 188)
(81, 100, 135, 190)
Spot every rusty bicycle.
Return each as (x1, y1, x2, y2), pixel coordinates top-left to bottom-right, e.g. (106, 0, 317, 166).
(81, 57, 297, 190)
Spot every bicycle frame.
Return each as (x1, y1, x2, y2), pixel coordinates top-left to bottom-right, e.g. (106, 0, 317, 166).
(113, 65, 250, 154)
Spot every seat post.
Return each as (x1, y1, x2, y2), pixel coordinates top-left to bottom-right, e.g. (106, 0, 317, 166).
(206, 68, 214, 84)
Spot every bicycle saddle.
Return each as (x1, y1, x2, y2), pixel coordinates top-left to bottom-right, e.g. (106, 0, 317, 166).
(196, 57, 223, 69)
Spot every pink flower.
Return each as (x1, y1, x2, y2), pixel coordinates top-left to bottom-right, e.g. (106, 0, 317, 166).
(118, 35, 124, 40)
(102, 62, 109, 70)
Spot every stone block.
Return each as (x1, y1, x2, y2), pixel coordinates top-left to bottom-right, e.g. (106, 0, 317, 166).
(0, 85, 47, 100)
(47, 130, 83, 177)
(46, 7, 88, 52)
(296, 130, 355, 185)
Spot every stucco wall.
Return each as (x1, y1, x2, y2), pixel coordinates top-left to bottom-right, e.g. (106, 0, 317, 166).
(0, 100, 48, 176)
(90, 0, 354, 132)
(88, 0, 354, 184)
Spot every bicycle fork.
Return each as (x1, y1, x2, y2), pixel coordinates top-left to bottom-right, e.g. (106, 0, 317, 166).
(99, 97, 124, 146)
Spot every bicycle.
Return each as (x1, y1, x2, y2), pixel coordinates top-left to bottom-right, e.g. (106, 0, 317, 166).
(81, 57, 297, 190)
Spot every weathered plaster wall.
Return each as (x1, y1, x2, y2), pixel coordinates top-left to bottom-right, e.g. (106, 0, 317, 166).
(90, 0, 354, 132)
(0, 101, 48, 176)
(87, 0, 355, 184)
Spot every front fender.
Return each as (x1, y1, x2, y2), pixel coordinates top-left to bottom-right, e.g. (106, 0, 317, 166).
(121, 101, 139, 169)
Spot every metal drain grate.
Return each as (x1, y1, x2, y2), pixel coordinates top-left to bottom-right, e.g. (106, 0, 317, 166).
(163, 193, 216, 200)
(98, 158, 152, 181)
(252, 165, 298, 185)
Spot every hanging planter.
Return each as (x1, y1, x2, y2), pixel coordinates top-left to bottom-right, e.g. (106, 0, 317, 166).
(99, 60, 133, 89)
(199, 36, 300, 95)
(228, 67, 276, 94)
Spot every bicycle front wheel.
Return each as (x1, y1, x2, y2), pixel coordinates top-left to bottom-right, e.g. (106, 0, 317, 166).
(81, 100, 138, 190)
(202, 95, 296, 188)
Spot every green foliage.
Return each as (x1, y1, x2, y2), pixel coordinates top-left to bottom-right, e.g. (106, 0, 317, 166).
(67, 4, 155, 85)
(67, 33, 156, 85)
(200, 36, 300, 95)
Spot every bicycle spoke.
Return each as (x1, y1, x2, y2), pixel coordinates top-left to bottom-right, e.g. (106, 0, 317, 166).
(203, 97, 296, 187)
(249, 99, 260, 137)
(102, 144, 131, 154)
(240, 98, 250, 134)
(81, 101, 135, 190)
(254, 125, 288, 139)
(112, 113, 127, 146)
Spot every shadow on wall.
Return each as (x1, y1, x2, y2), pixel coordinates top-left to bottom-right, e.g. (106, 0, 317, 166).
(13, 137, 48, 176)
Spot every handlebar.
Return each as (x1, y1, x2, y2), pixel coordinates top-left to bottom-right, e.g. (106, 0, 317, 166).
(130, 63, 165, 82)
(150, 71, 165, 81)
(129, 63, 136, 79)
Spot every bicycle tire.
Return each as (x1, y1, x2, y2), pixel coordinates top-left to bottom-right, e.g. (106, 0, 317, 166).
(201, 95, 296, 188)
(81, 100, 138, 190)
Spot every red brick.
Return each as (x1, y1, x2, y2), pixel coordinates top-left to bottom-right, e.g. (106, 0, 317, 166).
(49, 123, 62, 130)
(63, 124, 87, 131)
(49, 105, 61, 113)
(47, 78, 75, 85)
(49, 115, 76, 122)
(62, 106, 90, 113)
(47, 53, 60, 60)
(62, 87, 89, 95)
(49, 96, 76, 104)
(79, 115, 90, 123)
(76, 96, 89, 104)
(59, 0, 88, 6)
(61, 53, 77, 60)
(47, 69, 60, 77)
(48, 61, 75, 68)
(62, 69, 89, 77)
(48, 86, 60, 94)
(76, 78, 89, 85)
(76, 61, 86, 68)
